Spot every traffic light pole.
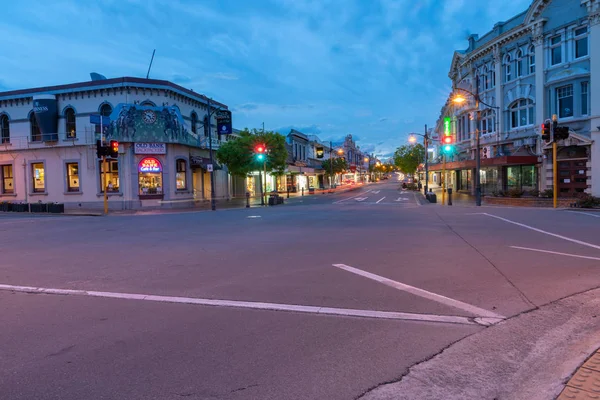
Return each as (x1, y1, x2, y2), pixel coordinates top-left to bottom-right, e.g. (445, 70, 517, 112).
(263, 158, 267, 206)
(424, 124, 429, 195)
(442, 154, 446, 206)
(207, 98, 216, 211)
(103, 155, 108, 214)
(553, 141, 558, 209)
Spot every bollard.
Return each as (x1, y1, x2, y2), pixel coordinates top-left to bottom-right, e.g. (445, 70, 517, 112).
(302, 187, 304, 196)
(246, 192, 250, 208)
(447, 188, 453, 206)
(287, 188, 290, 199)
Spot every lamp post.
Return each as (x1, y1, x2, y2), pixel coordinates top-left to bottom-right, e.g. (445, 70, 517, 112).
(408, 125, 430, 194)
(451, 76, 500, 206)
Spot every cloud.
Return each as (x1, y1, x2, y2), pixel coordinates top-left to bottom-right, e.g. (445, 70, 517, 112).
(209, 72, 239, 80)
(379, 117, 388, 122)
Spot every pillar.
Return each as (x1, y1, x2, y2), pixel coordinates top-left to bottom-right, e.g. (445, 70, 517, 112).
(586, 1, 600, 195)
(532, 21, 548, 190)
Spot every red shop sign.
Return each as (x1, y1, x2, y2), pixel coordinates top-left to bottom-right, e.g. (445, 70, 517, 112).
(138, 157, 162, 173)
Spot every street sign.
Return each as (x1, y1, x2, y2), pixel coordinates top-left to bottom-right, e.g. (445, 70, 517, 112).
(216, 109, 232, 135)
(207, 164, 213, 172)
(90, 114, 111, 126)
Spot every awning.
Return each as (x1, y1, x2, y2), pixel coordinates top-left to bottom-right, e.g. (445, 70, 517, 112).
(287, 165, 315, 174)
(190, 156, 222, 170)
(428, 156, 539, 171)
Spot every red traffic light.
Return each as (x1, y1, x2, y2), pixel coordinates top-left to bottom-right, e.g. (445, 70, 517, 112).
(442, 136, 453, 144)
(255, 144, 266, 153)
(110, 140, 119, 151)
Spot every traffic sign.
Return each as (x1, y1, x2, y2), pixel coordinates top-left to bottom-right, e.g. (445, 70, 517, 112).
(207, 164, 213, 172)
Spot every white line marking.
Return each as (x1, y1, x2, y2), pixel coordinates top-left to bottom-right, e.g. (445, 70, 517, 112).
(510, 246, 600, 261)
(0, 284, 478, 325)
(566, 210, 600, 218)
(371, 190, 381, 194)
(332, 264, 504, 319)
(333, 191, 372, 204)
(355, 197, 368, 202)
(246, 215, 262, 218)
(395, 197, 409, 201)
(482, 213, 600, 250)
(376, 197, 386, 204)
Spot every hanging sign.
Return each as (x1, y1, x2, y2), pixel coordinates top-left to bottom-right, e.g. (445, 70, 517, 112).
(138, 157, 162, 173)
(216, 109, 232, 135)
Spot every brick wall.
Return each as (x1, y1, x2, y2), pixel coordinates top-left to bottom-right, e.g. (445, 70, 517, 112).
(483, 197, 576, 207)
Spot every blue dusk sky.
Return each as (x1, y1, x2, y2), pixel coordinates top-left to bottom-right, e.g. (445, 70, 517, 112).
(0, 0, 531, 158)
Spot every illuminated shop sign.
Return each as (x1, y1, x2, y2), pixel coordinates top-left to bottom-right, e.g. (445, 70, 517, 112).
(138, 157, 162, 173)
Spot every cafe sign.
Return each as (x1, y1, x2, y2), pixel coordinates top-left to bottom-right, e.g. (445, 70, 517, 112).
(138, 157, 162, 173)
(134, 143, 166, 154)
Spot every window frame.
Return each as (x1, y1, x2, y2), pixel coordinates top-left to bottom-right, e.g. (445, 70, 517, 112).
(1, 164, 14, 194)
(65, 161, 81, 193)
(581, 82, 589, 116)
(509, 99, 535, 129)
(0, 114, 9, 144)
(95, 103, 113, 134)
(191, 112, 198, 135)
(504, 54, 512, 82)
(65, 107, 77, 139)
(30, 161, 47, 194)
(550, 35, 562, 66)
(574, 26, 588, 59)
(98, 159, 120, 194)
(516, 49, 524, 78)
(528, 46, 536, 74)
(556, 84, 574, 119)
(175, 158, 188, 191)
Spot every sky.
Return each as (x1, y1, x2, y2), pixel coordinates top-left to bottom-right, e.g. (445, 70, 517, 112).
(0, 0, 532, 158)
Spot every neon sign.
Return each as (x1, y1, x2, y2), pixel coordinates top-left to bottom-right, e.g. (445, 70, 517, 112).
(138, 157, 162, 173)
(444, 117, 452, 136)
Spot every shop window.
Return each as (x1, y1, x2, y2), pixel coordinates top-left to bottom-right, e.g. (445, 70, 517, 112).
(99, 159, 119, 193)
(138, 157, 163, 196)
(1, 165, 14, 194)
(556, 85, 573, 118)
(550, 35, 562, 65)
(0, 114, 9, 144)
(31, 162, 45, 192)
(66, 162, 80, 192)
(30, 112, 41, 142)
(575, 26, 588, 59)
(176, 159, 187, 190)
(65, 108, 76, 138)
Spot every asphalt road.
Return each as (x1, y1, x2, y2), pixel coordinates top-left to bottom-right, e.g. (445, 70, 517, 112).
(1, 180, 599, 399)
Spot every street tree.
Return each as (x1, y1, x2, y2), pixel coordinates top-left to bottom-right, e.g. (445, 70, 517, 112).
(322, 158, 348, 176)
(393, 144, 425, 175)
(216, 128, 288, 177)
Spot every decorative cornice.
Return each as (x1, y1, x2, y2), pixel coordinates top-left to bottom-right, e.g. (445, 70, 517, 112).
(582, 0, 600, 25)
(531, 20, 546, 46)
(525, 0, 551, 24)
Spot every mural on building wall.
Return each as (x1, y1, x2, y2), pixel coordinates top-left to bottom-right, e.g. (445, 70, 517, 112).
(104, 104, 201, 146)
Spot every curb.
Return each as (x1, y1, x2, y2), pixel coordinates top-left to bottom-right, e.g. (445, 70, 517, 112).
(556, 348, 600, 400)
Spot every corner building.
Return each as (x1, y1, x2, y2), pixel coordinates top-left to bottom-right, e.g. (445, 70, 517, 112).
(0, 77, 233, 210)
(433, 0, 600, 197)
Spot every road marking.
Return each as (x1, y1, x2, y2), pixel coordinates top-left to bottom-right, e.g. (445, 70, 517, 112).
(371, 190, 380, 194)
(355, 197, 368, 202)
(566, 210, 600, 218)
(482, 213, 600, 251)
(0, 283, 479, 326)
(510, 246, 600, 261)
(332, 264, 504, 319)
(333, 191, 372, 204)
(395, 197, 409, 201)
(247, 215, 262, 218)
(413, 192, 422, 206)
(376, 197, 386, 204)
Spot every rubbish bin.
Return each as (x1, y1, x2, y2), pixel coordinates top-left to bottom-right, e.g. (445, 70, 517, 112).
(429, 193, 437, 203)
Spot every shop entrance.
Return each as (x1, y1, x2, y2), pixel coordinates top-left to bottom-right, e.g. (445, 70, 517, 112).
(138, 157, 163, 199)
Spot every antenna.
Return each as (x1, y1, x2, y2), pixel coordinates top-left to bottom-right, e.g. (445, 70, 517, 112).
(146, 49, 156, 79)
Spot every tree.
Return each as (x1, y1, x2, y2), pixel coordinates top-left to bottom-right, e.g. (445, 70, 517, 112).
(322, 158, 348, 176)
(216, 128, 288, 177)
(393, 144, 425, 175)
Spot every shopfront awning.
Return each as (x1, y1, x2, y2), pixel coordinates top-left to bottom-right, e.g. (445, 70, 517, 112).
(190, 156, 222, 170)
(427, 156, 539, 171)
(287, 165, 316, 174)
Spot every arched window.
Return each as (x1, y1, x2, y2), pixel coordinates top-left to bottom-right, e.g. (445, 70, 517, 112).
(190, 112, 198, 134)
(516, 49, 524, 77)
(65, 107, 76, 138)
(0, 114, 9, 144)
(96, 103, 113, 134)
(504, 54, 512, 82)
(489, 63, 496, 88)
(30, 112, 41, 142)
(509, 99, 535, 129)
(528, 45, 535, 74)
(141, 100, 156, 107)
(480, 110, 495, 134)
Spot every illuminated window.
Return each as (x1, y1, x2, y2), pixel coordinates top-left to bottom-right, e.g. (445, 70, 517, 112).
(99, 160, 119, 193)
(65, 108, 76, 138)
(138, 157, 163, 196)
(176, 159, 187, 190)
(31, 162, 45, 192)
(66, 162, 80, 192)
(0, 114, 9, 144)
(1, 165, 13, 194)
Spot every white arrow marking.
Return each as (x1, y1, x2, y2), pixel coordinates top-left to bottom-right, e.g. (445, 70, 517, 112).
(355, 197, 368, 202)
(395, 197, 409, 201)
(371, 190, 380, 194)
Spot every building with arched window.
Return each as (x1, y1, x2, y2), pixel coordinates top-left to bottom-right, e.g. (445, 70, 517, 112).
(0, 76, 235, 210)
(431, 0, 599, 197)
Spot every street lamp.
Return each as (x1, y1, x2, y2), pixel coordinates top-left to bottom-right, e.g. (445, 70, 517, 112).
(407, 124, 430, 194)
(451, 76, 499, 206)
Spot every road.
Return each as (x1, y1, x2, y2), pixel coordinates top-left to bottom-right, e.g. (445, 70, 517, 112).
(1, 180, 599, 399)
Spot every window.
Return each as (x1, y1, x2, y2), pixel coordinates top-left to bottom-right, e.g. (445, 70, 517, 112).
(581, 82, 589, 116)
(509, 99, 535, 129)
(66, 162, 80, 192)
(191, 112, 198, 134)
(99, 160, 119, 193)
(138, 158, 162, 196)
(95, 104, 113, 134)
(1, 165, 13, 193)
(529, 46, 535, 74)
(176, 159, 187, 190)
(575, 26, 588, 58)
(483, 67, 489, 90)
(557, 85, 573, 118)
(550, 35, 562, 65)
(504, 55, 512, 82)
(30, 112, 41, 142)
(490, 64, 496, 88)
(480, 110, 495, 134)
(516, 50, 524, 78)
(0, 115, 9, 144)
(31, 162, 45, 192)
(65, 108, 76, 138)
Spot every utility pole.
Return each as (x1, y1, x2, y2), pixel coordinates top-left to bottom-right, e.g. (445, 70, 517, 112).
(552, 114, 558, 209)
(101, 117, 108, 215)
(207, 98, 216, 211)
(424, 124, 429, 194)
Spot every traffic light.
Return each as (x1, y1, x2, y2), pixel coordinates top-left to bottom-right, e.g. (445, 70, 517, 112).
(442, 136, 453, 145)
(96, 140, 105, 158)
(541, 121, 551, 143)
(554, 126, 570, 141)
(254, 144, 266, 161)
(109, 140, 119, 158)
(443, 144, 454, 154)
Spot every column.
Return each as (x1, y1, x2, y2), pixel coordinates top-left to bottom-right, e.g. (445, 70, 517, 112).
(587, 2, 600, 195)
(493, 45, 504, 191)
(532, 21, 548, 190)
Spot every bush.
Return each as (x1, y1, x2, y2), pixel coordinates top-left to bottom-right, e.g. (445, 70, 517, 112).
(527, 189, 540, 197)
(576, 194, 600, 208)
(507, 188, 524, 198)
(491, 190, 505, 197)
(541, 189, 553, 198)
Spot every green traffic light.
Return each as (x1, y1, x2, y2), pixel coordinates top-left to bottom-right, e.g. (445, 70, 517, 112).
(444, 145, 452, 152)
(256, 154, 265, 161)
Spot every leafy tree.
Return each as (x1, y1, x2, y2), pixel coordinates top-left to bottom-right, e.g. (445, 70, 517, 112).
(216, 128, 288, 177)
(393, 144, 425, 175)
(322, 158, 348, 176)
